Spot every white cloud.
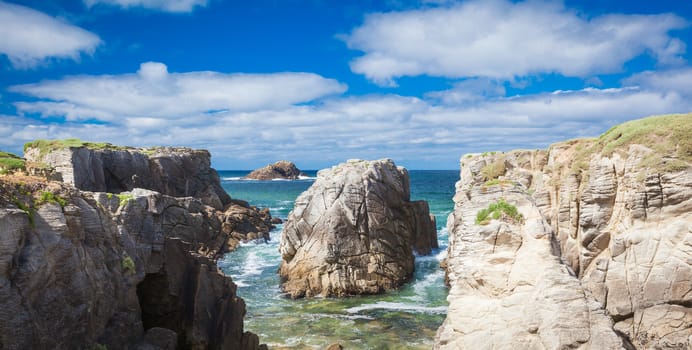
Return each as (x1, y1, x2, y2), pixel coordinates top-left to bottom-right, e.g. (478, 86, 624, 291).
(345, 0, 687, 85)
(6, 82, 689, 169)
(11, 62, 347, 120)
(0, 1, 101, 68)
(624, 67, 692, 97)
(83, 0, 207, 13)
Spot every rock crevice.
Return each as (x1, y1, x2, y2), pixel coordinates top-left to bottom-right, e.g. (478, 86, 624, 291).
(436, 131, 691, 350)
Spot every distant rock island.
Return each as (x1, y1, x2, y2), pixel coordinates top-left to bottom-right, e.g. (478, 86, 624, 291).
(244, 160, 305, 180)
(279, 159, 437, 298)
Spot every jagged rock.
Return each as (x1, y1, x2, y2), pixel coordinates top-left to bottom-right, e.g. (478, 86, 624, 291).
(244, 160, 305, 180)
(279, 159, 437, 298)
(435, 152, 623, 349)
(24, 145, 231, 209)
(0, 177, 263, 350)
(436, 114, 692, 350)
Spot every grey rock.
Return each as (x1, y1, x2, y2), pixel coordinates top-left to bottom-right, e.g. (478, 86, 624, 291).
(279, 159, 437, 298)
(25, 146, 231, 209)
(436, 141, 691, 349)
(0, 178, 265, 350)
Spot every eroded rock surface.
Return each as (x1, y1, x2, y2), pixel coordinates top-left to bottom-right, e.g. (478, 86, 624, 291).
(244, 160, 305, 180)
(0, 178, 265, 349)
(436, 140, 691, 349)
(279, 159, 437, 298)
(25, 146, 230, 209)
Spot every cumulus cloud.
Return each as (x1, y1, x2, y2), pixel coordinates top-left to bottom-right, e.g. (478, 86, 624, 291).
(624, 67, 692, 97)
(0, 1, 101, 68)
(6, 81, 689, 169)
(346, 0, 687, 85)
(11, 62, 347, 120)
(83, 0, 207, 13)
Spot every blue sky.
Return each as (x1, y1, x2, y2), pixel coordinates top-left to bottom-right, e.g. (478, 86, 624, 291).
(1, 0, 691, 170)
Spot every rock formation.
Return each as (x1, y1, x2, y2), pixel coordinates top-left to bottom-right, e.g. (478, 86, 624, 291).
(244, 160, 305, 180)
(435, 114, 691, 350)
(279, 159, 437, 298)
(1, 144, 271, 350)
(24, 143, 230, 210)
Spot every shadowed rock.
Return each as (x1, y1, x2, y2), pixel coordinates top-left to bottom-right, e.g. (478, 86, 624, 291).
(25, 145, 230, 210)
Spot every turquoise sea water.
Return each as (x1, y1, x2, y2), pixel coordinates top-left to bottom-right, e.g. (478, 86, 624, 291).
(218, 170, 458, 349)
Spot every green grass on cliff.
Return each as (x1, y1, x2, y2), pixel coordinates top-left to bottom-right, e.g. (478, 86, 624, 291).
(475, 199, 523, 225)
(23, 138, 126, 156)
(598, 113, 691, 162)
(0, 151, 25, 174)
(569, 113, 691, 176)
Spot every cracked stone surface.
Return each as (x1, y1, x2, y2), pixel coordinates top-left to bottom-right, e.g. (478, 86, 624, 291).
(0, 167, 270, 348)
(25, 146, 231, 210)
(279, 159, 437, 298)
(435, 143, 691, 349)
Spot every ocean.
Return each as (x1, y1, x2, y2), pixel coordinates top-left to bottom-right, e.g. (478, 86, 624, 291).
(217, 170, 458, 349)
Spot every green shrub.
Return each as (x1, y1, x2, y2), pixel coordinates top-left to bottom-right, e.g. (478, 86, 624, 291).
(121, 256, 135, 274)
(480, 156, 506, 181)
(36, 191, 67, 208)
(475, 199, 523, 225)
(116, 193, 134, 207)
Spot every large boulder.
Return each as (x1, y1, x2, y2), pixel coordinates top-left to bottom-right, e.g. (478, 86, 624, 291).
(279, 159, 437, 298)
(24, 144, 231, 209)
(244, 160, 305, 180)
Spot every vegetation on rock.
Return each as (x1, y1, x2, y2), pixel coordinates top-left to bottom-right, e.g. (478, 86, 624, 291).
(23, 138, 127, 157)
(475, 198, 523, 225)
(121, 255, 135, 274)
(480, 155, 506, 181)
(0, 151, 25, 174)
(36, 191, 67, 208)
(116, 193, 134, 207)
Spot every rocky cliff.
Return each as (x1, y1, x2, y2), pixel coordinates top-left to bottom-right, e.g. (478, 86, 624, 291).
(244, 160, 305, 180)
(435, 114, 691, 349)
(279, 159, 437, 298)
(1, 143, 272, 350)
(24, 141, 230, 210)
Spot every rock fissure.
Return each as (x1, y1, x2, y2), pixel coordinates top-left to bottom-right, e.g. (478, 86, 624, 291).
(1, 145, 269, 349)
(435, 115, 692, 350)
(279, 159, 436, 298)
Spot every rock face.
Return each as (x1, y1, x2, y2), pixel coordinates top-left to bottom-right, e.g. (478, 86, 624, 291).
(279, 159, 437, 298)
(25, 146, 231, 210)
(244, 160, 305, 180)
(0, 180, 264, 350)
(436, 118, 691, 349)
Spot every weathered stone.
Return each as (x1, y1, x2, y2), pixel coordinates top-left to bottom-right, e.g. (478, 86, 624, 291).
(0, 174, 265, 349)
(245, 160, 305, 180)
(436, 136, 691, 350)
(279, 159, 437, 298)
(25, 146, 231, 209)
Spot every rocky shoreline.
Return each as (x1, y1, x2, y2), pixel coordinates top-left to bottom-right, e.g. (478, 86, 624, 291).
(0, 143, 271, 349)
(0, 114, 689, 349)
(436, 115, 691, 349)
